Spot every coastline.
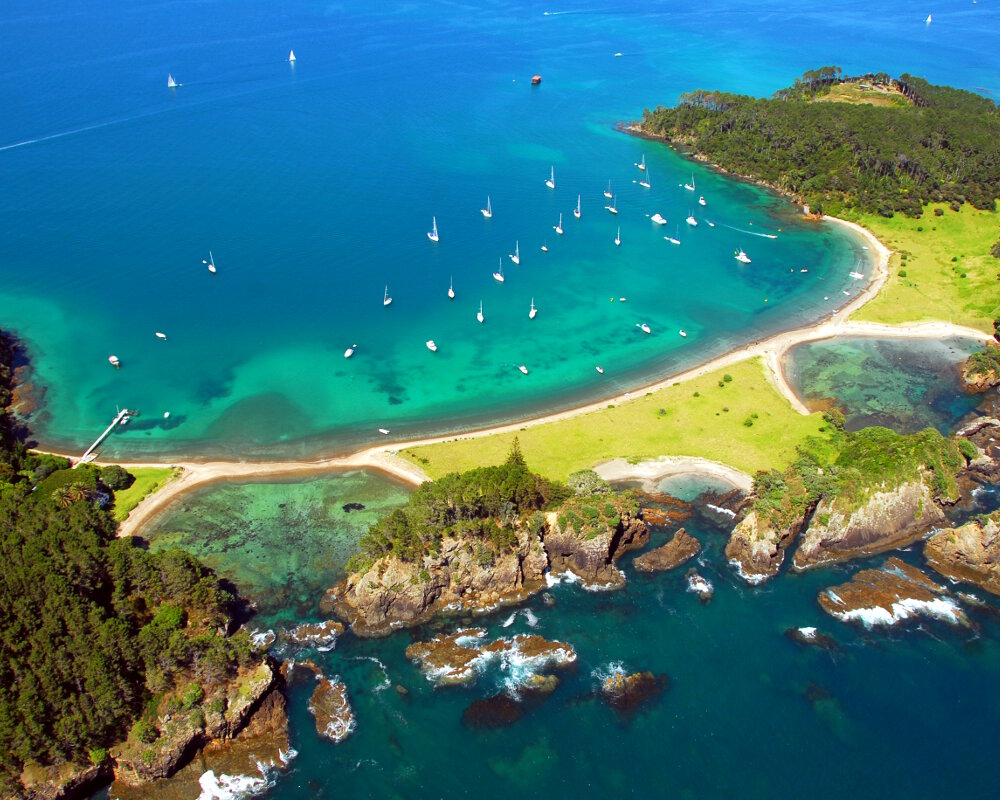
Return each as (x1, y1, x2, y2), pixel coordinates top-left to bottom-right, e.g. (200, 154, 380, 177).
(108, 211, 992, 537)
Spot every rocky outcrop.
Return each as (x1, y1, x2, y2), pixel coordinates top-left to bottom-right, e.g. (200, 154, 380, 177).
(600, 671, 668, 712)
(309, 675, 355, 743)
(322, 526, 549, 637)
(925, 515, 1000, 595)
(783, 626, 839, 652)
(111, 660, 281, 788)
(637, 492, 693, 527)
(633, 528, 700, 573)
(817, 557, 967, 628)
(16, 761, 111, 800)
(961, 345, 1000, 393)
(327, 497, 646, 635)
(793, 480, 945, 570)
(405, 628, 576, 687)
(725, 509, 802, 583)
(685, 568, 714, 602)
(543, 505, 648, 588)
(285, 620, 344, 651)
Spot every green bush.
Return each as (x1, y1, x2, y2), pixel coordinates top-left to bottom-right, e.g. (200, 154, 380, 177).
(131, 720, 158, 745)
(100, 464, 134, 491)
(181, 684, 205, 710)
(957, 438, 978, 461)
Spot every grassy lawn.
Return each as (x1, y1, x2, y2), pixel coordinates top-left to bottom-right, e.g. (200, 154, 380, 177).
(113, 466, 179, 522)
(812, 83, 910, 108)
(401, 358, 829, 482)
(850, 203, 1000, 332)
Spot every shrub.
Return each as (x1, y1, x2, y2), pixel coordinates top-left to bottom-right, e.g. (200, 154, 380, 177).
(88, 748, 108, 766)
(101, 464, 134, 490)
(898, 269, 907, 277)
(723, 374, 733, 383)
(957, 438, 978, 461)
(181, 684, 205, 710)
(933, 207, 944, 216)
(132, 719, 158, 744)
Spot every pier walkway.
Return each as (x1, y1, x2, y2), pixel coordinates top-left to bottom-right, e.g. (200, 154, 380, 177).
(76, 408, 134, 466)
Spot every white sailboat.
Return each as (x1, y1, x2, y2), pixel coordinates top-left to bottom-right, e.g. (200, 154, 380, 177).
(529, 298, 537, 319)
(288, 49, 296, 62)
(426, 339, 438, 352)
(167, 73, 180, 88)
(698, 195, 707, 206)
(614, 225, 621, 247)
(636, 154, 646, 171)
(493, 259, 505, 282)
(639, 169, 650, 189)
(606, 195, 618, 215)
(573, 195, 581, 219)
(383, 285, 393, 306)
(427, 216, 439, 242)
(665, 226, 681, 245)
(481, 196, 492, 219)
(202, 251, 216, 273)
(344, 344, 356, 358)
(686, 212, 698, 226)
(925, 13, 932, 23)
(604, 180, 613, 200)
(477, 301, 484, 324)
(509, 240, 520, 265)
(545, 166, 555, 189)
(448, 277, 455, 299)
(540, 242, 549, 252)
(684, 174, 696, 191)
(735, 248, 751, 264)
(554, 213, 563, 235)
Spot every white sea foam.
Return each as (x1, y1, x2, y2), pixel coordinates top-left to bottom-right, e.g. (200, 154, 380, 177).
(351, 655, 392, 691)
(833, 597, 966, 629)
(590, 660, 627, 685)
(278, 747, 297, 765)
(501, 612, 517, 627)
(196, 769, 270, 800)
(706, 503, 737, 519)
(249, 629, 275, 649)
(581, 568, 625, 592)
(728, 558, 768, 585)
(797, 626, 817, 639)
(545, 569, 582, 587)
(686, 573, 713, 596)
(522, 608, 540, 627)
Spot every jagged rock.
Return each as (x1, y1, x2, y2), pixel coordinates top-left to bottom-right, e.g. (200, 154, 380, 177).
(323, 526, 548, 636)
(309, 675, 355, 743)
(600, 671, 667, 712)
(17, 760, 111, 800)
(543, 505, 648, 588)
(285, 620, 345, 651)
(725, 509, 801, 583)
(961, 347, 1000, 393)
(793, 480, 945, 570)
(633, 528, 701, 573)
(685, 568, 713, 602)
(925, 515, 1000, 595)
(817, 557, 967, 628)
(462, 694, 524, 729)
(404, 628, 575, 687)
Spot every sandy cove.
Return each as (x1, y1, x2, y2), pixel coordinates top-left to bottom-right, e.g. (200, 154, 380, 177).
(111, 215, 992, 538)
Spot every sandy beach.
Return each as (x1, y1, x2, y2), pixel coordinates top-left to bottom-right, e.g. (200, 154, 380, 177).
(108, 214, 992, 538)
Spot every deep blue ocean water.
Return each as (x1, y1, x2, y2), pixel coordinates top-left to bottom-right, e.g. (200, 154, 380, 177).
(4, 0, 998, 459)
(8, 2, 1000, 798)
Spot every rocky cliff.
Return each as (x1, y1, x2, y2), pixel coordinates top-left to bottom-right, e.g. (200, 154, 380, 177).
(793, 479, 945, 570)
(327, 497, 647, 636)
(633, 528, 700, 573)
(925, 513, 1000, 595)
(725, 509, 803, 583)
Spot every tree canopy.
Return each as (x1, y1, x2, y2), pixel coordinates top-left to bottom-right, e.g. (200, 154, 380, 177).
(638, 69, 1000, 216)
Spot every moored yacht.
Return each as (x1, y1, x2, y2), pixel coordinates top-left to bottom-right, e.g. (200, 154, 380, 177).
(554, 213, 563, 235)
(509, 240, 520, 265)
(735, 248, 751, 264)
(545, 166, 555, 189)
(477, 300, 484, 323)
(427, 216, 439, 242)
(493, 259, 505, 282)
(426, 339, 438, 352)
(529, 298, 537, 319)
(650, 213, 666, 225)
(481, 196, 492, 218)
(344, 344, 357, 358)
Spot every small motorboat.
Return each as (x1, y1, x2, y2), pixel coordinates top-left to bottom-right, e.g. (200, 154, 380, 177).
(637, 323, 651, 334)
(540, 243, 549, 252)
(108, 355, 120, 369)
(344, 344, 357, 358)
(679, 330, 687, 338)
(650, 213, 666, 225)
(596, 366, 604, 374)
(699, 195, 707, 206)
(518, 364, 529, 374)
(378, 428, 391, 435)
(155, 331, 167, 340)
(426, 340, 438, 352)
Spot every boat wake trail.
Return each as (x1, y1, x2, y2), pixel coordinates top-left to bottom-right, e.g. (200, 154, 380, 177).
(0, 107, 175, 152)
(718, 222, 779, 239)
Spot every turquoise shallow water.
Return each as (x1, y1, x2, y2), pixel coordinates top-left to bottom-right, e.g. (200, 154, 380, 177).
(784, 336, 984, 434)
(4, 0, 999, 459)
(138, 472, 1000, 800)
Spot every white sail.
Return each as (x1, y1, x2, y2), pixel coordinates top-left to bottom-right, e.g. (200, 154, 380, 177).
(288, 49, 296, 62)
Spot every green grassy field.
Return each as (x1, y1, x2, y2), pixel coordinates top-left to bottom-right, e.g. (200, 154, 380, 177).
(401, 358, 829, 481)
(112, 467, 178, 522)
(850, 203, 1000, 332)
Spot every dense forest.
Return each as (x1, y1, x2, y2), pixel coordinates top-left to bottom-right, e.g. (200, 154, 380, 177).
(0, 330, 257, 793)
(638, 69, 1000, 216)
(347, 440, 569, 574)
